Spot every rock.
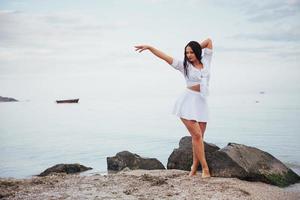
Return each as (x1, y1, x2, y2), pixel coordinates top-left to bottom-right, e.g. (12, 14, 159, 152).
(0, 96, 18, 102)
(107, 151, 165, 171)
(167, 136, 220, 170)
(38, 163, 92, 177)
(218, 143, 300, 187)
(207, 150, 248, 178)
(167, 137, 300, 187)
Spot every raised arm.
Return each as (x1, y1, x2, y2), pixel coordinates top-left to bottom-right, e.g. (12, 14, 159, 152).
(134, 45, 173, 65)
(199, 38, 213, 49)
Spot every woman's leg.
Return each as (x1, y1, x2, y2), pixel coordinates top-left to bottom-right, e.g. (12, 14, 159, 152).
(198, 122, 210, 177)
(180, 118, 211, 178)
(198, 122, 207, 138)
(190, 122, 207, 175)
(190, 139, 198, 176)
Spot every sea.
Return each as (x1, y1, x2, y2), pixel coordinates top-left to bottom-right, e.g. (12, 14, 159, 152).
(1, 72, 300, 179)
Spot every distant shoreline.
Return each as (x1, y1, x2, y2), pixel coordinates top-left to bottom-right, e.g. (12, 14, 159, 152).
(1, 161, 300, 180)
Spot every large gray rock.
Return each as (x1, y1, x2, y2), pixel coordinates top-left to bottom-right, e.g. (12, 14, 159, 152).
(218, 143, 300, 187)
(0, 96, 18, 102)
(107, 151, 165, 171)
(38, 163, 92, 176)
(167, 137, 300, 187)
(167, 136, 220, 170)
(207, 150, 249, 178)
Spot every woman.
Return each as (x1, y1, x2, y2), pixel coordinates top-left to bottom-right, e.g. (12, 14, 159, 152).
(134, 38, 213, 178)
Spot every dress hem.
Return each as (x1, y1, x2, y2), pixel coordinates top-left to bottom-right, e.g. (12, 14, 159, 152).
(172, 113, 208, 123)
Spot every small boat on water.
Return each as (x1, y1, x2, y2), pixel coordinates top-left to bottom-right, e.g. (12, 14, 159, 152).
(56, 98, 79, 103)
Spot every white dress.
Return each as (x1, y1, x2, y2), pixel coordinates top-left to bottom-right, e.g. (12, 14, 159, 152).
(170, 48, 213, 122)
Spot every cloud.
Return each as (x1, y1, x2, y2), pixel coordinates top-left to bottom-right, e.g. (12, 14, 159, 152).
(211, 0, 300, 22)
(217, 44, 300, 62)
(228, 24, 300, 42)
(245, 1, 300, 23)
(215, 0, 300, 45)
(0, 10, 129, 42)
(0, 9, 130, 63)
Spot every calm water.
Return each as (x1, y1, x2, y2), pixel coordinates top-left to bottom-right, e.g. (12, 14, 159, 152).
(1, 87, 300, 179)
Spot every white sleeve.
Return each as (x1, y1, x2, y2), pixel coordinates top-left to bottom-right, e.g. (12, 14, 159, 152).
(170, 57, 184, 73)
(201, 48, 213, 76)
(203, 48, 213, 64)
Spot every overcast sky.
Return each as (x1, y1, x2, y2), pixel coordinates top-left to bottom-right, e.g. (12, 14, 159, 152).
(0, 0, 300, 96)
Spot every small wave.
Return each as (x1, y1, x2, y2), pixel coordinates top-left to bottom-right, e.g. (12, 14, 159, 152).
(284, 162, 300, 176)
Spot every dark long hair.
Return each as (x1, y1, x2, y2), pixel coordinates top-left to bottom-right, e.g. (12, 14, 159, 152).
(183, 41, 203, 78)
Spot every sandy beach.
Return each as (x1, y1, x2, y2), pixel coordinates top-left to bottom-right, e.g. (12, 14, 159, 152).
(1, 169, 300, 200)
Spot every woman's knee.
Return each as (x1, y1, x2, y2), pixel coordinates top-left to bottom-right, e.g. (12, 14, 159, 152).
(198, 122, 207, 137)
(190, 125, 203, 140)
(180, 119, 203, 140)
(191, 132, 202, 141)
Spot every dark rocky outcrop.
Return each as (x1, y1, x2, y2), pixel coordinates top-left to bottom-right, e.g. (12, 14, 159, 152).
(167, 136, 300, 187)
(0, 96, 18, 102)
(167, 136, 220, 171)
(107, 151, 165, 171)
(38, 163, 92, 177)
(219, 143, 300, 187)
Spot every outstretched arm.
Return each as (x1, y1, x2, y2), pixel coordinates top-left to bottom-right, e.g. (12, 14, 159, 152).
(199, 38, 213, 49)
(134, 45, 173, 65)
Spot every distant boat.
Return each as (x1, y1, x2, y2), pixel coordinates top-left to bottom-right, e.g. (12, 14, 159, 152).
(0, 96, 18, 102)
(56, 98, 79, 104)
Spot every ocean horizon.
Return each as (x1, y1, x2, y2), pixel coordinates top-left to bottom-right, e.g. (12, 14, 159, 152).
(1, 86, 300, 179)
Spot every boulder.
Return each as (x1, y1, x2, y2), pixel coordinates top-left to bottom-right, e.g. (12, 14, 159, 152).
(38, 163, 92, 177)
(0, 96, 18, 102)
(107, 151, 165, 171)
(218, 143, 300, 187)
(167, 136, 220, 170)
(167, 136, 300, 187)
(206, 150, 248, 178)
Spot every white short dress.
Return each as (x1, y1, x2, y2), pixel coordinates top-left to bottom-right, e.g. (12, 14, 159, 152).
(170, 48, 213, 122)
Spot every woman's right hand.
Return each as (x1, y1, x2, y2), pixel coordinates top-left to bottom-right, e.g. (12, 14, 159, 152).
(134, 45, 173, 65)
(134, 45, 151, 53)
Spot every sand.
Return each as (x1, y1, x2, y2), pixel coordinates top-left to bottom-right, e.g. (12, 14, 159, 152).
(1, 169, 300, 200)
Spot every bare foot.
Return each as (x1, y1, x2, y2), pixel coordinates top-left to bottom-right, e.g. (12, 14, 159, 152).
(201, 168, 211, 178)
(189, 165, 197, 177)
